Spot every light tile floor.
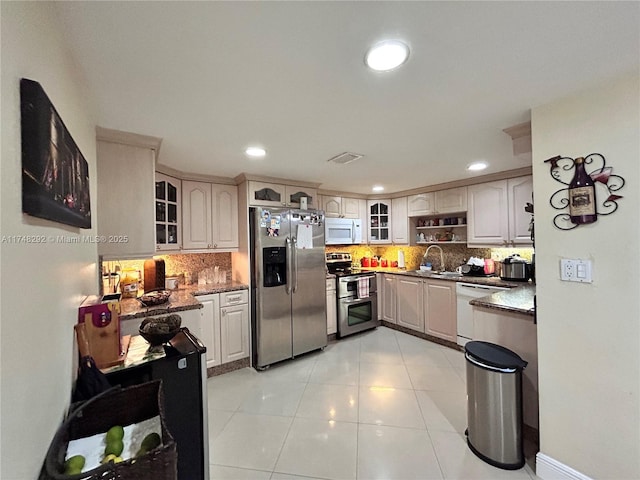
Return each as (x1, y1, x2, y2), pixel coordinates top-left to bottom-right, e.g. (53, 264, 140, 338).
(207, 326, 539, 480)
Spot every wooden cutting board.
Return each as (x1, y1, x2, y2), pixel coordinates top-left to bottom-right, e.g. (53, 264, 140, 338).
(80, 301, 121, 369)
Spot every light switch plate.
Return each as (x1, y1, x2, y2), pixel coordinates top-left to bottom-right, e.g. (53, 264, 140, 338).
(560, 258, 592, 283)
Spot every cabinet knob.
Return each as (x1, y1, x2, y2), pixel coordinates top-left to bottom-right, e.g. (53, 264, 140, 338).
(208, 244, 212, 248)
(214, 243, 217, 248)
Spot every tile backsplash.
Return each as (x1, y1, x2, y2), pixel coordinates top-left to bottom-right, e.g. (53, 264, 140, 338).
(326, 245, 533, 271)
(102, 252, 232, 290)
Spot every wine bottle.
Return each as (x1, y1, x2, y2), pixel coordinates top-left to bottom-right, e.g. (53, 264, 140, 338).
(569, 157, 597, 224)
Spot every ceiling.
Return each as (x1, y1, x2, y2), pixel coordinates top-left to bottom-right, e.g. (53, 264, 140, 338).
(54, 1, 639, 194)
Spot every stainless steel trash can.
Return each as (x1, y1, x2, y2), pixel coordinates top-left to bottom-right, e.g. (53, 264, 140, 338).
(465, 341, 527, 470)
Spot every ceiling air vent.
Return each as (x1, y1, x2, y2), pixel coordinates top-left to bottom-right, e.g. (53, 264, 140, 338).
(327, 152, 364, 165)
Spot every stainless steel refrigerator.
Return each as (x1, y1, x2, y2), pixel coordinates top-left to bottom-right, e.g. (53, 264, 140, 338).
(250, 207, 327, 369)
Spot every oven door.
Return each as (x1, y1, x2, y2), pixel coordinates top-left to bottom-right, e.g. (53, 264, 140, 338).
(338, 294, 379, 337)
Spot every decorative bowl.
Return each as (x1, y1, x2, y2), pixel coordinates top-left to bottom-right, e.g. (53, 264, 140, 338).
(137, 290, 172, 307)
(138, 314, 182, 346)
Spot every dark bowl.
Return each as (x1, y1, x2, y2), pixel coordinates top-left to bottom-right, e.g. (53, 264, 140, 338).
(137, 290, 172, 307)
(139, 317, 181, 346)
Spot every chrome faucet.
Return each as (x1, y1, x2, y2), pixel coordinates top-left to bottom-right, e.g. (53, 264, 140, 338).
(423, 245, 445, 272)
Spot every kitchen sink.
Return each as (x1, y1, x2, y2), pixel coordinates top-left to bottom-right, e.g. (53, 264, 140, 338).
(438, 271, 463, 278)
(409, 270, 462, 278)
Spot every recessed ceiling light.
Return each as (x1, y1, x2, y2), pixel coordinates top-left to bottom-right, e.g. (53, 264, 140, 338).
(467, 161, 488, 172)
(365, 40, 410, 71)
(245, 147, 266, 158)
(372, 185, 385, 192)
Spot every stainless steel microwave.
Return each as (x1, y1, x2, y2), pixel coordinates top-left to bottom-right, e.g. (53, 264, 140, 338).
(325, 217, 363, 245)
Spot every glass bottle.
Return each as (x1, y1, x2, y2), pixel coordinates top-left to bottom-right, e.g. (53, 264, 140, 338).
(569, 157, 597, 224)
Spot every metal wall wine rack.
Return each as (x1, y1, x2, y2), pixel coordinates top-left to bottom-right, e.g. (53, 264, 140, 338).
(544, 153, 625, 230)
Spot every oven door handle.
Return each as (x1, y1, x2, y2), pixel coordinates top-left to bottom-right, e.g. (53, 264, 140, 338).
(341, 296, 374, 305)
(339, 275, 376, 284)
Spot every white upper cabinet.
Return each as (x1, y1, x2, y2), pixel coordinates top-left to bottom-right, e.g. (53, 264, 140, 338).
(342, 197, 364, 219)
(408, 193, 435, 216)
(408, 187, 467, 217)
(182, 180, 238, 251)
(96, 138, 156, 259)
(286, 186, 317, 209)
(248, 181, 316, 209)
(391, 197, 409, 244)
(212, 184, 239, 249)
(248, 181, 286, 207)
(507, 176, 534, 245)
(467, 176, 533, 246)
(367, 200, 391, 244)
(321, 196, 342, 217)
(435, 187, 467, 214)
(467, 181, 509, 245)
(155, 173, 181, 252)
(320, 196, 365, 221)
(182, 181, 212, 250)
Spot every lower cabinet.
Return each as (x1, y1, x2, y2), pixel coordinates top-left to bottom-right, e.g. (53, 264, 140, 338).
(423, 280, 457, 342)
(198, 294, 221, 367)
(379, 275, 457, 342)
(198, 289, 249, 368)
(220, 304, 249, 363)
(380, 274, 397, 323)
(396, 277, 424, 332)
(326, 278, 337, 335)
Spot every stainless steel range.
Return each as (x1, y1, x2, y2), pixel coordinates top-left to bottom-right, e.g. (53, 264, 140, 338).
(326, 253, 379, 337)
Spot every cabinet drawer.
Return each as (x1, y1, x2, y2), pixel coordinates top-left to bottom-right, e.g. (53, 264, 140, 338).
(220, 289, 248, 307)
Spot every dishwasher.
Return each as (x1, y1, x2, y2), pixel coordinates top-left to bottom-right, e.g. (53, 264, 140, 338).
(456, 283, 509, 346)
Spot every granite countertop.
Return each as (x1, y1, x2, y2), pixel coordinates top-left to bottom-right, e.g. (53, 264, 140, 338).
(119, 282, 249, 320)
(469, 284, 536, 317)
(366, 268, 529, 289)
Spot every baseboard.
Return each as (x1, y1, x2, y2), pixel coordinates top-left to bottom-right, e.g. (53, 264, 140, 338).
(536, 453, 592, 480)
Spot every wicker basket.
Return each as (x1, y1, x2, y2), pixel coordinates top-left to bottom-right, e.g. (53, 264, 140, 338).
(42, 380, 177, 480)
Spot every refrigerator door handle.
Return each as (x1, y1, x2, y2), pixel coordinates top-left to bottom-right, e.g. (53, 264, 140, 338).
(285, 236, 292, 295)
(292, 236, 298, 293)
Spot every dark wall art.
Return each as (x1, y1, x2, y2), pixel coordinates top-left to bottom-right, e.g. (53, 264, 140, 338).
(20, 78, 91, 229)
(544, 153, 625, 231)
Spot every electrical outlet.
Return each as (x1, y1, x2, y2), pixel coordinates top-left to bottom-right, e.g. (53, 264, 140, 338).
(560, 258, 592, 283)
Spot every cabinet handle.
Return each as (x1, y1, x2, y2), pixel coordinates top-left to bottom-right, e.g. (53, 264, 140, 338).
(227, 296, 241, 303)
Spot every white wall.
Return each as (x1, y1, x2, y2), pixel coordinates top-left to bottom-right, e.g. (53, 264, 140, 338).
(1, 3, 98, 478)
(532, 73, 640, 479)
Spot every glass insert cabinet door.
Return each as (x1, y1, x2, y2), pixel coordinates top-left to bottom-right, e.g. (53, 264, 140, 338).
(155, 173, 181, 250)
(368, 200, 390, 242)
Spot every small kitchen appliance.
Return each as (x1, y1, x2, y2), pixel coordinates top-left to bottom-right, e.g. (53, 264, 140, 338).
(500, 254, 532, 282)
(324, 217, 363, 245)
(144, 258, 166, 292)
(78, 294, 123, 369)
